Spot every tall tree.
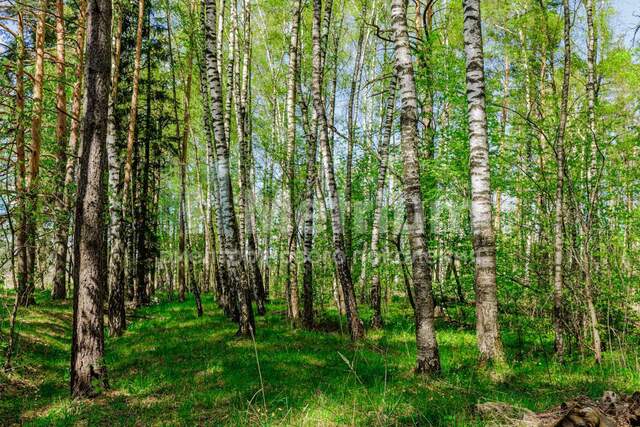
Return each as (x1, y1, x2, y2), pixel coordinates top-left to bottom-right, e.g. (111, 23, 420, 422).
(391, 0, 440, 373)
(122, 0, 145, 308)
(284, 0, 302, 322)
(462, 0, 504, 364)
(135, 4, 154, 307)
(204, 0, 255, 336)
(312, 0, 364, 341)
(59, 0, 87, 301)
(236, 0, 266, 315)
(165, 0, 187, 303)
(70, 0, 111, 397)
(370, 74, 396, 329)
(553, 0, 571, 361)
(51, 0, 68, 299)
(107, 5, 126, 336)
(582, 0, 602, 365)
(345, 0, 368, 268)
(180, 1, 203, 316)
(14, 9, 27, 305)
(19, 0, 48, 306)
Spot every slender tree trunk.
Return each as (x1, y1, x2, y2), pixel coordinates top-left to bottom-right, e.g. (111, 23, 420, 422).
(107, 6, 126, 336)
(181, 12, 202, 316)
(177, 69, 188, 306)
(298, 0, 336, 330)
(184, 193, 204, 316)
(135, 8, 153, 307)
(196, 142, 212, 293)
(20, 0, 48, 306)
(199, 52, 230, 314)
(391, 219, 415, 311)
(462, 0, 504, 365)
(584, 0, 602, 364)
(70, 0, 111, 397)
(553, 0, 571, 362)
(51, 0, 68, 299)
(345, 0, 368, 268)
(312, 0, 364, 341)
(299, 83, 317, 330)
(236, 2, 266, 315)
(119, 0, 145, 306)
(61, 0, 87, 295)
(223, 0, 237, 154)
(284, 0, 303, 322)
(14, 10, 28, 304)
(391, 0, 440, 373)
(204, 0, 255, 336)
(263, 159, 274, 301)
(494, 55, 510, 233)
(370, 74, 396, 328)
(163, 3, 187, 304)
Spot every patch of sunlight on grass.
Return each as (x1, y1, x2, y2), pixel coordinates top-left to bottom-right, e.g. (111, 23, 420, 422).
(4, 291, 640, 426)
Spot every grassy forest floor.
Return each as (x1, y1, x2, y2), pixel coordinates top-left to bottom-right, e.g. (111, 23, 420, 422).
(1, 291, 639, 426)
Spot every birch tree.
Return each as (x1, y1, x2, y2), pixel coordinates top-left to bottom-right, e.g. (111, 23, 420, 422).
(462, 0, 504, 364)
(391, 0, 440, 373)
(312, 0, 364, 341)
(204, 0, 255, 336)
(284, 0, 302, 322)
(370, 74, 396, 329)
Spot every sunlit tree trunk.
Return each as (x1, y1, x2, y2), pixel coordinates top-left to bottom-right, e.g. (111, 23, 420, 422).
(370, 74, 396, 329)
(107, 7, 126, 336)
(199, 54, 231, 315)
(236, 1, 266, 315)
(299, 82, 317, 330)
(70, 0, 111, 397)
(20, 0, 48, 306)
(61, 0, 87, 294)
(494, 55, 509, 233)
(344, 0, 368, 266)
(583, 0, 602, 364)
(462, 0, 504, 365)
(391, 0, 440, 373)
(223, 0, 236, 153)
(284, 0, 303, 322)
(553, 0, 571, 361)
(312, 0, 364, 341)
(51, 0, 68, 299)
(180, 12, 203, 316)
(14, 10, 28, 303)
(204, 0, 255, 336)
(345, 0, 368, 268)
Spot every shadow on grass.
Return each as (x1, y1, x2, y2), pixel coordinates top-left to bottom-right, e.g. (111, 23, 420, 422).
(1, 291, 638, 426)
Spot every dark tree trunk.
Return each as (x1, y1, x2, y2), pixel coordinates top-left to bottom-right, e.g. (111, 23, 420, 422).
(135, 8, 154, 307)
(70, 0, 111, 397)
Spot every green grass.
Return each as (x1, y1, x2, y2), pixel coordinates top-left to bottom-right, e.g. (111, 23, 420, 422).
(1, 291, 638, 426)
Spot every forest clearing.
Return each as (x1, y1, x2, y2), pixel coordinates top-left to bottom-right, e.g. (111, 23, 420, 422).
(1, 0, 640, 425)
